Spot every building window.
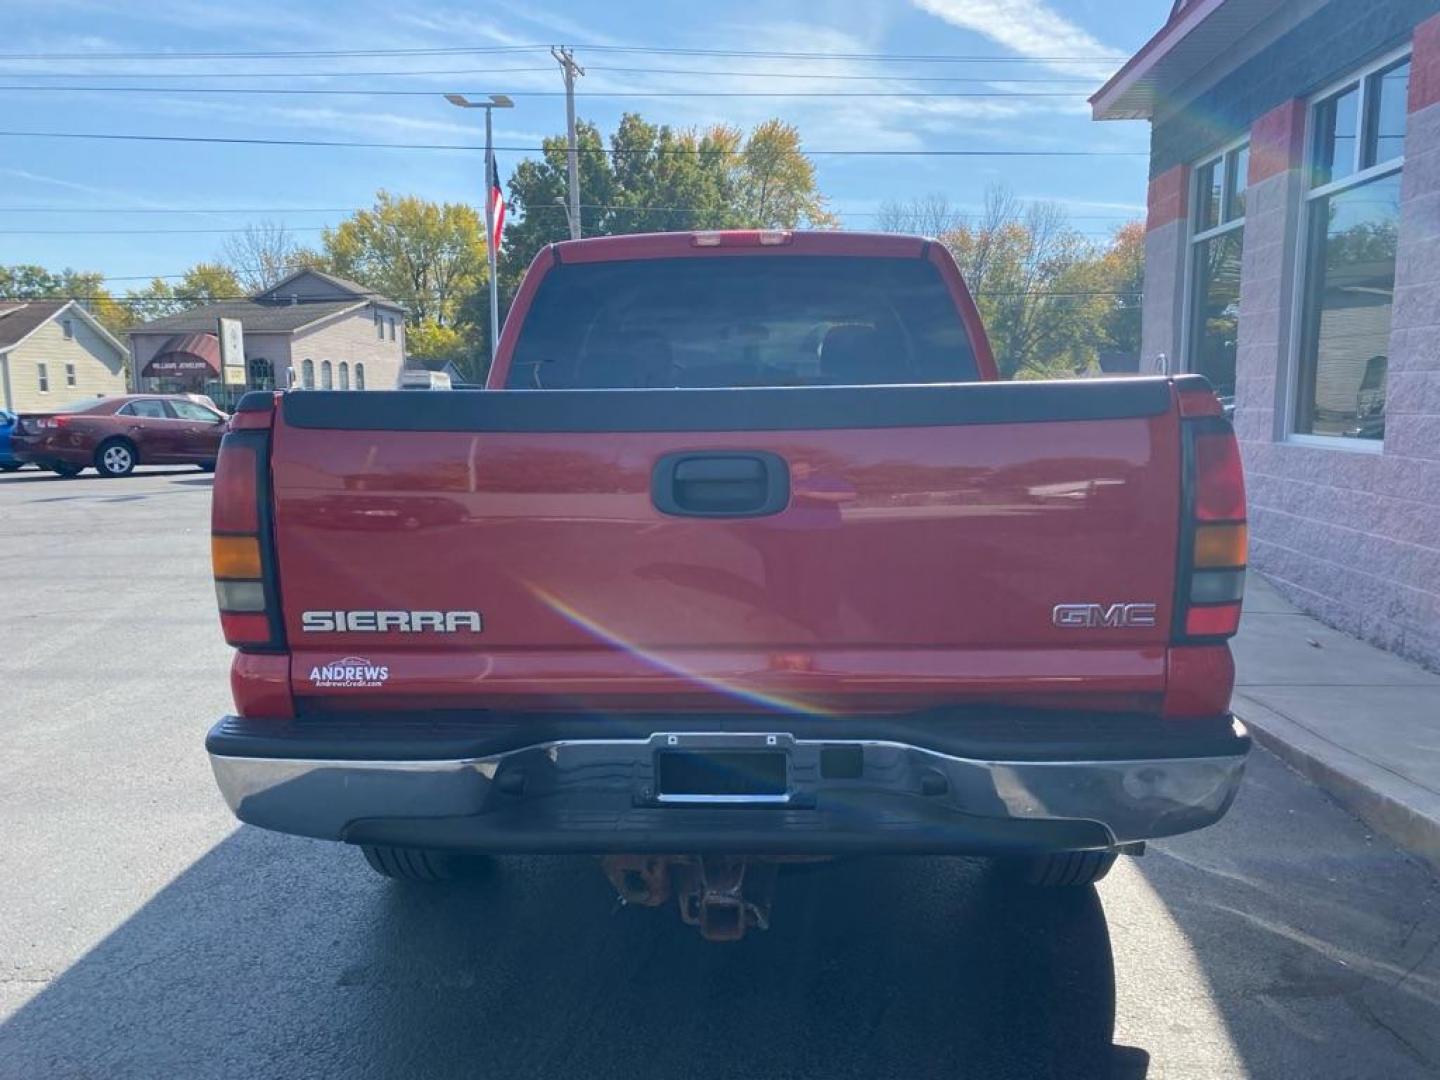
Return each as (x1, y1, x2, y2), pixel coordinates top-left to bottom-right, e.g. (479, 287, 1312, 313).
(1186, 139, 1248, 400)
(321, 360, 333, 389)
(249, 357, 274, 390)
(376, 309, 384, 339)
(1294, 53, 1409, 443)
(62, 319, 74, 340)
(37, 362, 48, 392)
(302, 358, 315, 389)
(388, 317, 396, 341)
(355, 362, 366, 390)
(338, 361, 350, 390)
(65, 363, 76, 387)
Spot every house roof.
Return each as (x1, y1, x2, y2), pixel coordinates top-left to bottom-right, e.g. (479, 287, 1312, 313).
(129, 298, 364, 336)
(404, 355, 463, 373)
(0, 298, 130, 358)
(0, 299, 69, 350)
(1090, 0, 1289, 121)
(259, 266, 405, 309)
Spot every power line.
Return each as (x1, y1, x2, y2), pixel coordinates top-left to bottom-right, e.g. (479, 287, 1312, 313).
(0, 204, 1142, 221)
(574, 45, 1129, 63)
(0, 45, 549, 62)
(0, 129, 1147, 156)
(0, 226, 331, 234)
(586, 66, 1100, 84)
(0, 43, 1125, 63)
(4, 289, 1144, 303)
(0, 83, 1086, 99)
(0, 64, 1098, 85)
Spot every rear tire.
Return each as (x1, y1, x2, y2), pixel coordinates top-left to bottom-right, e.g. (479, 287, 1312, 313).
(1003, 850, 1118, 887)
(360, 845, 489, 883)
(50, 462, 83, 478)
(95, 438, 137, 478)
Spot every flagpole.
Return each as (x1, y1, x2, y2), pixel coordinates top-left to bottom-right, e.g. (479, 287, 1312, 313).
(445, 93, 514, 370)
(484, 105, 499, 365)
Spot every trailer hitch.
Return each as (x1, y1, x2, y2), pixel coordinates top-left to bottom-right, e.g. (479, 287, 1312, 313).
(600, 854, 780, 942)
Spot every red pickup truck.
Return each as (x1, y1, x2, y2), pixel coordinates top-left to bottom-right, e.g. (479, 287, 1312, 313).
(205, 230, 1249, 940)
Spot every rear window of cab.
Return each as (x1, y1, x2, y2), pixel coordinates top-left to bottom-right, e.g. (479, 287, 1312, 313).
(506, 255, 979, 389)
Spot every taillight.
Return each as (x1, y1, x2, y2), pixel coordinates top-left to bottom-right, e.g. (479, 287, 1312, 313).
(1175, 382, 1247, 640)
(212, 395, 283, 650)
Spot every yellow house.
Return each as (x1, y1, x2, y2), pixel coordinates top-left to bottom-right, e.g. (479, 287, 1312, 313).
(0, 300, 129, 413)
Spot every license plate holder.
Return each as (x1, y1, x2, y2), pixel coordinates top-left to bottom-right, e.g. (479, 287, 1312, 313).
(648, 733, 793, 804)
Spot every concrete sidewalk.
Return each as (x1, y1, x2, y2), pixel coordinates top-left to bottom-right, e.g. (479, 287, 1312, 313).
(1233, 575, 1440, 874)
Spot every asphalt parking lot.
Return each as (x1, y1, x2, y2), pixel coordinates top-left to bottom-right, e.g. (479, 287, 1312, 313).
(3, 466, 1440, 1079)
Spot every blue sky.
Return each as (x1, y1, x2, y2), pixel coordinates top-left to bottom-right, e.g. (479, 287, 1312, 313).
(2, 0, 1171, 289)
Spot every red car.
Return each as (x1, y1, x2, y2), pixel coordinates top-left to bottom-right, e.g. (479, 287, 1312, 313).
(11, 394, 228, 477)
(205, 231, 1249, 940)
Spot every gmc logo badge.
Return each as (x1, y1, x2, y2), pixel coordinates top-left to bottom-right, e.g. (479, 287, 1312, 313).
(1052, 602, 1158, 629)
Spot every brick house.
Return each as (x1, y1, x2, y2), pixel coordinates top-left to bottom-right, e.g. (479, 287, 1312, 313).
(0, 299, 128, 413)
(1093, 0, 1440, 669)
(128, 268, 406, 406)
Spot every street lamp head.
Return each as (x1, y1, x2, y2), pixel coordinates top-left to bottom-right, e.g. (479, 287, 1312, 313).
(446, 93, 515, 109)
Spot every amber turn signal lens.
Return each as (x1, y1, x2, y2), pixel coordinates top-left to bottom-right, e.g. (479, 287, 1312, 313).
(1193, 523, 1247, 568)
(212, 535, 263, 580)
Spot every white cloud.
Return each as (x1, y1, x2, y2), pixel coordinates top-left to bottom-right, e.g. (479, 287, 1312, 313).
(910, 0, 1124, 79)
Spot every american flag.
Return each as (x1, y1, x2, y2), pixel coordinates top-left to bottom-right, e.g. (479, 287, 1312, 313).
(487, 155, 506, 252)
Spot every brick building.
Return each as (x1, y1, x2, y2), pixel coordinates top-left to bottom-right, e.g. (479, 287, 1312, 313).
(1093, 0, 1440, 669)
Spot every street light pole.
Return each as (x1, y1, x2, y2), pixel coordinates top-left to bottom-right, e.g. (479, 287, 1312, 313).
(445, 92, 514, 364)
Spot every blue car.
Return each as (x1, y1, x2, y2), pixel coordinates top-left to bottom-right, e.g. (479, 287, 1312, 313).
(0, 408, 22, 471)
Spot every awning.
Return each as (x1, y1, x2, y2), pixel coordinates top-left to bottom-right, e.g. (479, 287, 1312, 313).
(143, 332, 221, 377)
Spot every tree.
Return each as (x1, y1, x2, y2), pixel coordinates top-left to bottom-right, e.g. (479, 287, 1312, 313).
(318, 192, 487, 327)
(879, 187, 1144, 379)
(875, 193, 967, 237)
(405, 321, 470, 373)
(1095, 222, 1145, 358)
(0, 264, 132, 335)
(734, 120, 835, 229)
(503, 113, 834, 279)
(124, 263, 243, 323)
(222, 220, 305, 293)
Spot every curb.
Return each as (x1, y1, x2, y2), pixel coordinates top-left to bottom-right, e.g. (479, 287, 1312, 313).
(1234, 691, 1440, 878)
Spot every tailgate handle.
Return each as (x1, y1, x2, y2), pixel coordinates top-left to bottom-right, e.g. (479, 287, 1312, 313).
(652, 452, 790, 518)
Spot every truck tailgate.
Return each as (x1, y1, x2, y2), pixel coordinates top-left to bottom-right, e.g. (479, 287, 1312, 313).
(270, 380, 1181, 713)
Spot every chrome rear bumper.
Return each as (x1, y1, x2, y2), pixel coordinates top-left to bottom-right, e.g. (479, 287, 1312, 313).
(208, 723, 1248, 854)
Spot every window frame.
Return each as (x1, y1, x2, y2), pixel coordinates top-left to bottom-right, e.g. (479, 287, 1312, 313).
(1282, 44, 1410, 453)
(320, 359, 333, 389)
(65, 362, 76, 387)
(61, 319, 74, 341)
(338, 361, 350, 390)
(355, 362, 366, 390)
(37, 362, 49, 392)
(118, 399, 168, 419)
(1180, 135, 1250, 385)
(301, 358, 315, 389)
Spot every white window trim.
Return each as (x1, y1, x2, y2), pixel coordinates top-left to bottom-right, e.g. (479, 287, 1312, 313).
(1180, 135, 1249, 380)
(1281, 44, 1411, 450)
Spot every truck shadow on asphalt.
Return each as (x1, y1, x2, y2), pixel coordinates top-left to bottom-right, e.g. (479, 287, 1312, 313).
(0, 837, 1143, 1080)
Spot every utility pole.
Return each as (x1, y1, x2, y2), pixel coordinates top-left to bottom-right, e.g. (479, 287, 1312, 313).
(551, 45, 584, 240)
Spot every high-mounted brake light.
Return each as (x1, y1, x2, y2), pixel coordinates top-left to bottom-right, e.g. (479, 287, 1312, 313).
(212, 395, 283, 650)
(1174, 379, 1247, 642)
(691, 230, 793, 248)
